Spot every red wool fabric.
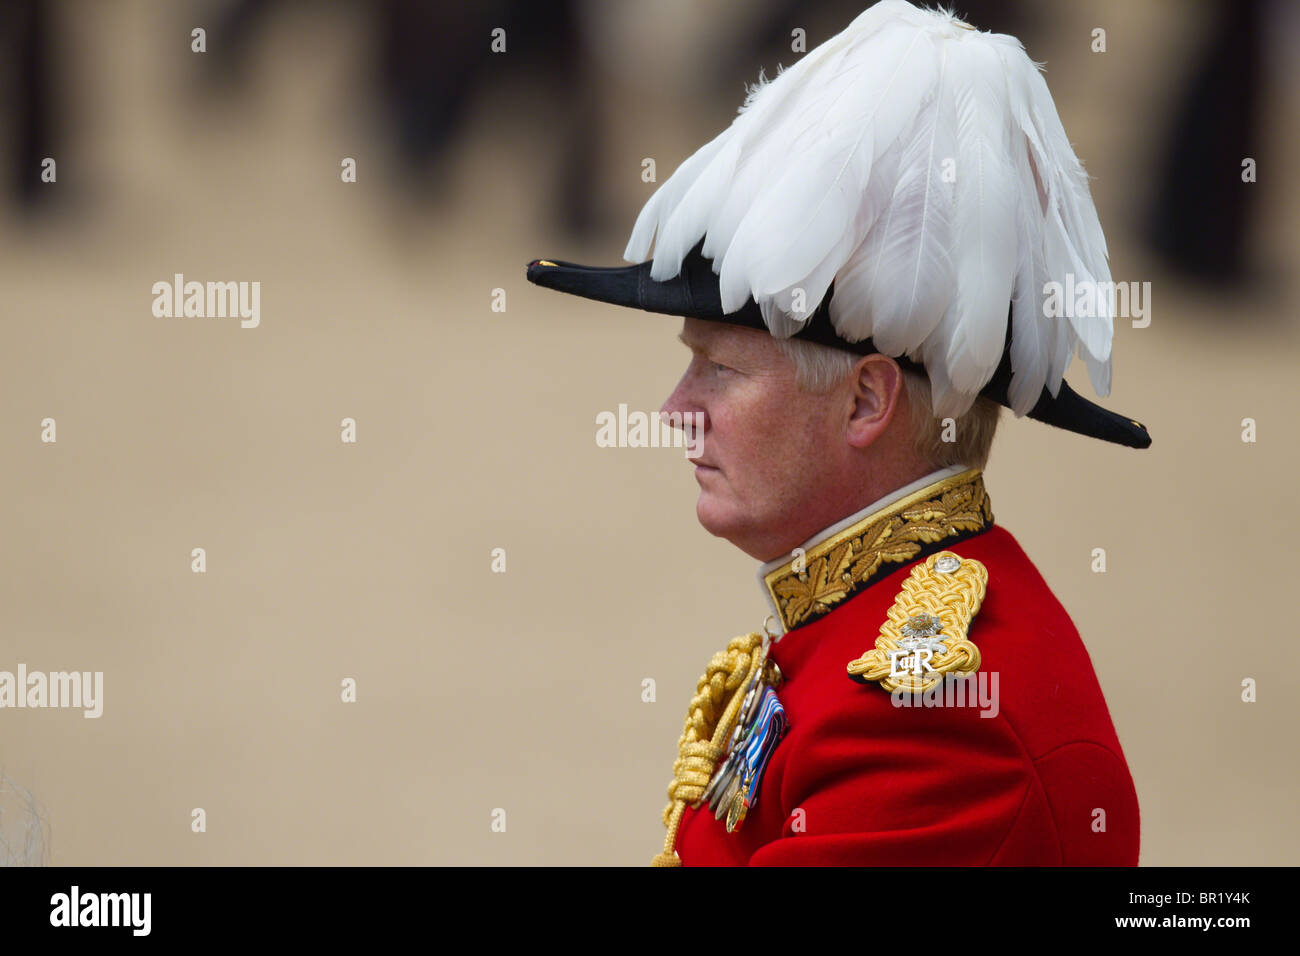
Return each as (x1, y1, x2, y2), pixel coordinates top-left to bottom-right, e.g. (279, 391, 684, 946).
(675, 524, 1139, 866)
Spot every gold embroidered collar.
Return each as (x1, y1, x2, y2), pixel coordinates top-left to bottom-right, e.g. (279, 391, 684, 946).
(761, 468, 994, 633)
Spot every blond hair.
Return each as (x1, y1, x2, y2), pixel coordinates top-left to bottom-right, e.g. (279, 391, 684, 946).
(771, 336, 1000, 470)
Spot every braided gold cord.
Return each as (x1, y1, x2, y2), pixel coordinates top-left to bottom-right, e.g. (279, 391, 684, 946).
(652, 632, 764, 867)
(846, 550, 987, 694)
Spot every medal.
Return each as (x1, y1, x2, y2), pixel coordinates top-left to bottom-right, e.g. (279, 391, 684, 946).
(694, 626, 789, 832)
(724, 685, 788, 832)
(695, 635, 768, 812)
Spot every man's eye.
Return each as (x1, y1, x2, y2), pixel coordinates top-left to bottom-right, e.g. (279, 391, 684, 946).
(711, 361, 732, 374)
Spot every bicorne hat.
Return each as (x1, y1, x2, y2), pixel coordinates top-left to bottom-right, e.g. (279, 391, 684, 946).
(526, 0, 1150, 449)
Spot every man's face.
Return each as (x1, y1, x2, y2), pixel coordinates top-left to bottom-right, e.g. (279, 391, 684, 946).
(660, 318, 852, 562)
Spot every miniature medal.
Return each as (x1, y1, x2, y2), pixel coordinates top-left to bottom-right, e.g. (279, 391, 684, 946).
(725, 685, 788, 832)
(698, 646, 764, 812)
(695, 627, 788, 827)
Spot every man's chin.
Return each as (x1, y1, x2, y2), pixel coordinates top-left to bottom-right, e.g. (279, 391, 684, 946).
(695, 495, 797, 562)
(695, 495, 748, 546)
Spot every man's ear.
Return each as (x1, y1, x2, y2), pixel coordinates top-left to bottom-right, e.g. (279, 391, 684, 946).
(845, 355, 904, 449)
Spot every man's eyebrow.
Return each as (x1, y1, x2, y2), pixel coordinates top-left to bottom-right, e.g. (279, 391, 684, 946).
(676, 332, 703, 351)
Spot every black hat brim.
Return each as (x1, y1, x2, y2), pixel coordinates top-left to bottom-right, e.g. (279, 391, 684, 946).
(526, 241, 1151, 449)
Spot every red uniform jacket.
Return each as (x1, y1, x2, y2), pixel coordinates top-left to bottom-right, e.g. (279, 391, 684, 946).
(671, 470, 1139, 866)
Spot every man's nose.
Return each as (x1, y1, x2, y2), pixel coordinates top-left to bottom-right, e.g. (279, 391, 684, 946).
(660, 381, 707, 433)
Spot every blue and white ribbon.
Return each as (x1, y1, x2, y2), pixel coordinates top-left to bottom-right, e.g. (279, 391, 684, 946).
(739, 686, 787, 810)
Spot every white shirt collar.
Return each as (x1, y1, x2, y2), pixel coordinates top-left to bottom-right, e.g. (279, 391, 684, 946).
(756, 464, 971, 636)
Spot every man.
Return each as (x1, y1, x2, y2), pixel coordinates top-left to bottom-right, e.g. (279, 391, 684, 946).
(527, 0, 1148, 866)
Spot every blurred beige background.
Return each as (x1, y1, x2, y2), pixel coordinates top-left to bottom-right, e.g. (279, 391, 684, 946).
(1, 0, 1297, 865)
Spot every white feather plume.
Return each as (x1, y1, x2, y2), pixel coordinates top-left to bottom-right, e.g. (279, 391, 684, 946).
(623, 0, 1115, 417)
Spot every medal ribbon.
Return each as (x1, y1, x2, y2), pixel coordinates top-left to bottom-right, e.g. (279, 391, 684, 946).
(738, 686, 787, 810)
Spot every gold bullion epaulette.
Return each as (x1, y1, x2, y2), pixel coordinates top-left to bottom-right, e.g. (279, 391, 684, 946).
(846, 550, 987, 694)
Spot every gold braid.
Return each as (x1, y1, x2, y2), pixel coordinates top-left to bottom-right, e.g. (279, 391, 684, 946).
(845, 551, 987, 693)
(652, 632, 765, 867)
